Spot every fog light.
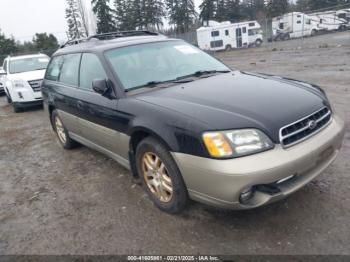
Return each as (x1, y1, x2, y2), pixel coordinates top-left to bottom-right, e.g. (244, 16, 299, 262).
(240, 187, 254, 203)
(18, 92, 23, 99)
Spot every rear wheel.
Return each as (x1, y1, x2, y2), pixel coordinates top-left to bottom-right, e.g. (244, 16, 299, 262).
(225, 45, 232, 51)
(255, 39, 263, 47)
(51, 110, 79, 149)
(136, 137, 189, 214)
(311, 29, 317, 36)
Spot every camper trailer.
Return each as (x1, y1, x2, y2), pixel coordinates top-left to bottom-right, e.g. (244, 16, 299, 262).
(336, 8, 350, 28)
(197, 20, 263, 51)
(309, 10, 349, 32)
(272, 12, 319, 41)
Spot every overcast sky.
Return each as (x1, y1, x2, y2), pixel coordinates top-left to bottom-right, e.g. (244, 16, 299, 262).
(0, 0, 202, 43)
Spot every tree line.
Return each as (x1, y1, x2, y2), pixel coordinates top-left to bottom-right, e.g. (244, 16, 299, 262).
(0, 31, 59, 64)
(63, 0, 350, 37)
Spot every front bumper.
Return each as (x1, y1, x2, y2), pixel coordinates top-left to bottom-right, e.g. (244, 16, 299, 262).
(13, 99, 43, 108)
(172, 115, 345, 209)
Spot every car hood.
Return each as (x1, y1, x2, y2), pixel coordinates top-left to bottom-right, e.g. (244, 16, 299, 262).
(7, 69, 46, 81)
(134, 71, 329, 142)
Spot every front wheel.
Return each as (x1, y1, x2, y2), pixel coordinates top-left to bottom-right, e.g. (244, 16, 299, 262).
(51, 110, 79, 149)
(225, 45, 232, 51)
(136, 137, 189, 214)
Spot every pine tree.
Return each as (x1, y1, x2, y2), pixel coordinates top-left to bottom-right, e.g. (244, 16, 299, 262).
(166, 0, 197, 33)
(91, 0, 116, 33)
(143, 0, 166, 30)
(266, 0, 289, 18)
(199, 0, 216, 24)
(66, 0, 87, 40)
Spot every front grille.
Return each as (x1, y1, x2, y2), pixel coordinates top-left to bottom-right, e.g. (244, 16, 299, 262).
(28, 79, 43, 92)
(280, 107, 332, 147)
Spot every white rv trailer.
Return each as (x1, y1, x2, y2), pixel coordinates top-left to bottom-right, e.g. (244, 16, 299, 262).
(309, 10, 349, 31)
(272, 12, 319, 41)
(197, 20, 263, 51)
(336, 8, 350, 27)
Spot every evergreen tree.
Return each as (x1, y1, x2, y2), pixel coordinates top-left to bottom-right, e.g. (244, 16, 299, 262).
(166, 0, 197, 33)
(66, 0, 87, 40)
(266, 0, 289, 17)
(199, 0, 216, 23)
(91, 0, 116, 33)
(32, 33, 59, 56)
(143, 0, 166, 30)
(0, 30, 17, 64)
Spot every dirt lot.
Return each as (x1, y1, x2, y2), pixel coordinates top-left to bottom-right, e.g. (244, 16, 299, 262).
(0, 32, 349, 255)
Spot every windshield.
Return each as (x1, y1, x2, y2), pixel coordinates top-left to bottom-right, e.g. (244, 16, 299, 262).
(9, 56, 49, 74)
(105, 41, 230, 91)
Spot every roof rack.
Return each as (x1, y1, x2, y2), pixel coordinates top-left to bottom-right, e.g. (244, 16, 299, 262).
(60, 30, 160, 49)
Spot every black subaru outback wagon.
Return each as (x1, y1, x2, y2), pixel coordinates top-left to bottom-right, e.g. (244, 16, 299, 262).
(42, 31, 345, 213)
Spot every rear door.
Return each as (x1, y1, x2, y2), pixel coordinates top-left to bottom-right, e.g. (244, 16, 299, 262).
(44, 54, 81, 135)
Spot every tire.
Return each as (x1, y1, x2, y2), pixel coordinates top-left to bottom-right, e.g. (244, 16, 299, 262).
(136, 137, 189, 214)
(225, 45, 232, 51)
(13, 104, 21, 113)
(51, 110, 79, 149)
(255, 39, 263, 47)
(311, 29, 317, 36)
(6, 90, 12, 104)
(283, 33, 290, 41)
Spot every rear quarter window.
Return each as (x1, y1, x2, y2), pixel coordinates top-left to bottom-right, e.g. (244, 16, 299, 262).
(45, 56, 64, 81)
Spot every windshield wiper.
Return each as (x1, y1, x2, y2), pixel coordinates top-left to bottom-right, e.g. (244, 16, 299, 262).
(176, 70, 231, 81)
(126, 78, 195, 92)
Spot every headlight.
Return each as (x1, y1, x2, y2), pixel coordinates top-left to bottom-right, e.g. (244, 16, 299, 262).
(203, 129, 274, 158)
(12, 80, 26, 88)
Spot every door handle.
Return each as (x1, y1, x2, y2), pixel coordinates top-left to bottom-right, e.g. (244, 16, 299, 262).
(77, 101, 84, 109)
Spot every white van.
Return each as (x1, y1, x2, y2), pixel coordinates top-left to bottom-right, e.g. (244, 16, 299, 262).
(272, 12, 320, 41)
(2, 54, 49, 112)
(197, 20, 263, 51)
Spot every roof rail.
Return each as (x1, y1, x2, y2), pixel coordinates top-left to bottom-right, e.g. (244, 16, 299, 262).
(87, 30, 159, 41)
(60, 30, 160, 49)
(60, 38, 87, 49)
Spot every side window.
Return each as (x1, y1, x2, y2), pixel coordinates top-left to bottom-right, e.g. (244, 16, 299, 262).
(59, 54, 81, 86)
(242, 27, 247, 33)
(306, 19, 311, 25)
(225, 30, 229, 36)
(79, 53, 107, 91)
(297, 21, 301, 24)
(249, 22, 255, 27)
(45, 56, 64, 81)
(211, 31, 220, 37)
(3, 60, 8, 73)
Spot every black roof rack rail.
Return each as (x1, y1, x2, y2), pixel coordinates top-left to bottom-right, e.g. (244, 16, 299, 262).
(87, 30, 159, 41)
(59, 31, 161, 49)
(60, 38, 87, 49)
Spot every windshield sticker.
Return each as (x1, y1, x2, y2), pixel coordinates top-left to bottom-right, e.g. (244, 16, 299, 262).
(39, 58, 49, 63)
(174, 45, 199, 54)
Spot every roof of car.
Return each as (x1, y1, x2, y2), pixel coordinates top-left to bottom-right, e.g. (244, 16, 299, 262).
(54, 32, 178, 56)
(7, 54, 48, 61)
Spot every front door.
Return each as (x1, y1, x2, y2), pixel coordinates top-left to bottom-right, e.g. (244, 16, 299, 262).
(75, 53, 125, 158)
(236, 28, 243, 47)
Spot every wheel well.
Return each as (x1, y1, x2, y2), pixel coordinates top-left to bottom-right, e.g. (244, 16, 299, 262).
(48, 105, 55, 126)
(130, 130, 150, 153)
(129, 129, 172, 154)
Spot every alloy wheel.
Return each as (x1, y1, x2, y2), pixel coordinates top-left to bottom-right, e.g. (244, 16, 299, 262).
(142, 152, 173, 203)
(55, 116, 67, 144)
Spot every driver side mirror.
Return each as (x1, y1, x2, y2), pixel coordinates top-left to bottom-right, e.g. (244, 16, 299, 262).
(92, 79, 108, 94)
(92, 79, 116, 99)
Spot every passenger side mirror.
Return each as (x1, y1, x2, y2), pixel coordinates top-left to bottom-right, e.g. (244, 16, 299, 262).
(0, 70, 6, 77)
(92, 79, 116, 99)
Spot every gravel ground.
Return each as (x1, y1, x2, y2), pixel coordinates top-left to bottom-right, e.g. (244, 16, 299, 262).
(0, 31, 349, 255)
